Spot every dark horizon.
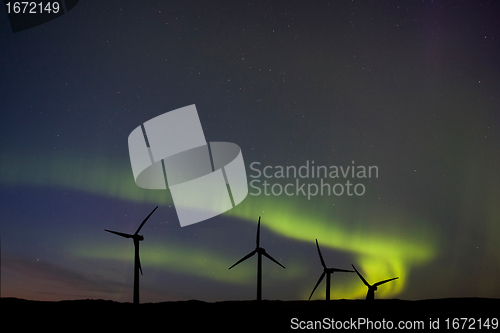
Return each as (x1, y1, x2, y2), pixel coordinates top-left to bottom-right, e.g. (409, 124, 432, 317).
(3, 297, 500, 331)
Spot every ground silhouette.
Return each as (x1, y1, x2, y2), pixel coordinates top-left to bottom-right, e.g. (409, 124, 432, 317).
(3, 297, 498, 331)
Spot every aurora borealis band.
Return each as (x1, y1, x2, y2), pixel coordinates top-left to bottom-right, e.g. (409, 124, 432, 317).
(1, 1, 500, 303)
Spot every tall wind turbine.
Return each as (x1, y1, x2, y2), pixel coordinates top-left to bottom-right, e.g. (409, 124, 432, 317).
(229, 216, 285, 301)
(309, 239, 354, 301)
(352, 264, 398, 300)
(105, 206, 158, 305)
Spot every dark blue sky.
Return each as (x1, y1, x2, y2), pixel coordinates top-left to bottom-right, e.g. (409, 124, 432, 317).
(1, 0, 499, 302)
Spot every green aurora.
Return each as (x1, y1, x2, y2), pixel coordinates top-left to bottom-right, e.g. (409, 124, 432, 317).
(1, 151, 440, 299)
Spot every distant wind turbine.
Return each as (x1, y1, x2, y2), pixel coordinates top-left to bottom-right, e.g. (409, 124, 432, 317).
(309, 239, 354, 301)
(352, 264, 399, 300)
(105, 206, 158, 305)
(229, 216, 285, 301)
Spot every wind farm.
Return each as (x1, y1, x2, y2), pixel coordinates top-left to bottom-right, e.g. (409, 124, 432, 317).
(3, 213, 500, 331)
(102, 213, 402, 304)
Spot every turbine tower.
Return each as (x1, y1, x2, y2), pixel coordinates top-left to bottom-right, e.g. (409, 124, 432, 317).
(352, 264, 398, 300)
(309, 239, 354, 301)
(229, 216, 285, 301)
(105, 206, 158, 305)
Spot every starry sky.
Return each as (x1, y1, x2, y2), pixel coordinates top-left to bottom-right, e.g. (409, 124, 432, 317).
(1, 0, 499, 303)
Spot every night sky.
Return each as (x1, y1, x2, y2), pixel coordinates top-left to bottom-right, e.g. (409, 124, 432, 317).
(1, 1, 499, 303)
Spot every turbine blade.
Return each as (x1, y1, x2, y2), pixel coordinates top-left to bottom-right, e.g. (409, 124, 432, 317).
(262, 251, 285, 269)
(332, 268, 355, 273)
(352, 264, 370, 287)
(229, 250, 256, 269)
(138, 255, 143, 275)
(105, 229, 133, 238)
(316, 239, 326, 269)
(135, 206, 158, 235)
(309, 271, 326, 300)
(373, 277, 399, 287)
(256, 216, 261, 248)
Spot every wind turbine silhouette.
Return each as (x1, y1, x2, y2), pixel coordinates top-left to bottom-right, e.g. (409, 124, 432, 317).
(229, 216, 285, 301)
(352, 264, 399, 300)
(105, 206, 158, 305)
(309, 239, 354, 301)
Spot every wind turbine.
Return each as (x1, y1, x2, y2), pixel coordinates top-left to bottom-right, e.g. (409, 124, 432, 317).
(309, 239, 354, 301)
(105, 206, 158, 305)
(229, 216, 285, 301)
(351, 264, 399, 300)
